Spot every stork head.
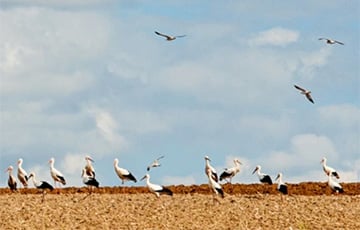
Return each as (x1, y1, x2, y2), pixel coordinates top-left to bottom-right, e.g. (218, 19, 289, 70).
(141, 174, 150, 181)
(85, 156, 94, 162)
(114, 158, 119, 166)
(48, 157, 55, 164)
(275, 173, 282, 181)
(252, 165, 261, 174)
(5, 165, 13, 173)
(17, 158, 23, 165)
(28, 172, 35, 179)
(204, 155, 211, 161)
(321, 157, 327, 164)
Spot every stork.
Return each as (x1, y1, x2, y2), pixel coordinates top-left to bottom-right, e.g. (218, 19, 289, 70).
(207, 168, 224, 199)
(154, 31, 186, 41)
(321, 157, 340, 179)
(275, 173, 288, 195)
(141, 174, 173, 198)
(328, 174, 344, 194)
(49, 157, 66, 187)
(114, 158, 137, 185)
(28, 172, 54, 202)
(84, 155, 95, 178)
(219, 159, 242, 183)
(81, 168, 99, 194)
(204, 155, 218, 182)
(147, 155, 165, 171)
(252, 165, 273, 185)
(17, 158, 28, 188)
(294, 85, 314, 104)
(318, 37, 344, 45)
(6, 166, 17, 191)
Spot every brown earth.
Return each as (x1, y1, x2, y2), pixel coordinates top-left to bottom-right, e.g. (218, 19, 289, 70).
(0, 183, 359, 229)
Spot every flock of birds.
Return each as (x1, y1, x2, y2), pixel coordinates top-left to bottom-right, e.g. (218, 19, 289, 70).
(3, 32, 346, 200)
(4, 154, 343, 201)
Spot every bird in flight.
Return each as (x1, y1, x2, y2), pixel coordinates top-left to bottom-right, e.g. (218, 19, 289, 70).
(318, 38, 344, 45)
(294, 85, 314, 104)
(147, 155, 165, 171)
(155, 31, 186, 41)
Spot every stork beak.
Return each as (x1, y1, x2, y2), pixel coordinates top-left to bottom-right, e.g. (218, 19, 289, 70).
(275, 174, 280, 181)
(252, 167, 258, 174)
(87, 157, 94, 162)
(140, 175, 147, 181)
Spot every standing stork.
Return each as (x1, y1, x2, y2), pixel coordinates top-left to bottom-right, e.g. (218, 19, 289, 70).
(204, 155, 218, 182)
(84, 155, 95, 178)
(321, 157, 340, 179)
(17, 158, 28, 188)
(207, 167, 224, 199)
(114, 158, 137, 185)
(28, 172, 54, 202)
(141, 174, 173, 198)
(49, 157, 66, 187)
(147, 155, 165, 171)
(219, 159, 242, 183)
(252, 165, 273, 185)
(6, 166, 17, 191)
(81, 168, 99, 193)
(275, 173, 288, 195)
(328, 174, 344, 194)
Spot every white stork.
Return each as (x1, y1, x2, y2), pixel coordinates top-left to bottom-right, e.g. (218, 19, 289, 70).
(6, 166, 17, 191)
(294, 85, 315, 104)
(275, 173, 288, 195)
(17, 158, 29, 188)
(141, 174, 173, 198)
(321, 157, 340, 179)
(81, 168, 99, 190)
(219, 159, 242, 183)
(28, 172, 54, 202)
(114, 158, 137, 185)
(147, 155, 165, 171)
(49, 157, 66, 187)
(328, 174, 344, 194)
(207, 168, 224, 199)
(84, 155, 95, 178)
(154, 31, 186, 41)
(204, 155, 218, 182)
(252, 165, 273, 185)
(318, 37, 344, 45)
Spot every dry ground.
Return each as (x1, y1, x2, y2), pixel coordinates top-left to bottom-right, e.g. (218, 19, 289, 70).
(0, 183, 359, 229)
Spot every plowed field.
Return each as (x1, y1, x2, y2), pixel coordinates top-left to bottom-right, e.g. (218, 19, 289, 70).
(1, 183, 359, 229)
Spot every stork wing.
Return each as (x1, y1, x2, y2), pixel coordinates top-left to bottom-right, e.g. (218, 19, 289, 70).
(175, 35, 186, 38)
(318, 37, 327, 41)
(335, 40, 344, 45)
(155, 31, 171, 39)
(156, 155, 165, 161)
(306, 94, 315, 104)
(294, 85, 306, 92)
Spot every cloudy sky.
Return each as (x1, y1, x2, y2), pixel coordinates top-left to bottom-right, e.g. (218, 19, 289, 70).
(1, 1, 359, 188)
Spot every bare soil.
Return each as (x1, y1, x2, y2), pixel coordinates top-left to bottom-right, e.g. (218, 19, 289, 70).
(0, 183, 359, 229)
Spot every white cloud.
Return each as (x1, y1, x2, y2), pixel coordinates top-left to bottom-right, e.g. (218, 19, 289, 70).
(297, 47, 332, 79)
(249, 27, 299, 46)
(318, 104, 360, 128)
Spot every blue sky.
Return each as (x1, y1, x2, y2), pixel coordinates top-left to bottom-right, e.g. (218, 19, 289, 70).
(1, 0, 359, 187)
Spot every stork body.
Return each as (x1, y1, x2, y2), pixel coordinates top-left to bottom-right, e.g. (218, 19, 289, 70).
(321, 157, 340, 179)
(147, 155, 164, 171)
(84, 156, 95, 178)
(6, 166, 17, 191)
(318, 37, 344, 45)
(49, 157, 66, 187)
(17, 158, 28, 188)
(252, 165, 273, 185)
(141, 174, 173, 198)
(82, 168, 99, 188)
(207, 168, 224, 198)
(114, 158, 137, 184)
(328, 175, 344, 193)
(275, 173, 288, 195)
(204, 155, 218, 182)
(29, 172, 53, 202)
(219, 159, 242, 183)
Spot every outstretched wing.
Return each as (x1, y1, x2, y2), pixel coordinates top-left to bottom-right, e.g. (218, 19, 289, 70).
(334, 40, 344, 45)
(155, 31, 171, 39)
(306, 94, 314, 104)
(175, 35, 186, 38)
(294, 85, 306, 92)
